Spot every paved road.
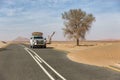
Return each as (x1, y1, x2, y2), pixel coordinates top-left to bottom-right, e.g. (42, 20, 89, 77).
(0, 44, 120, 80)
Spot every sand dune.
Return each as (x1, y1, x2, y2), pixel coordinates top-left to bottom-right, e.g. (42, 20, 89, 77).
(68, 43, 120, 67)
(0, 41, 8, 48)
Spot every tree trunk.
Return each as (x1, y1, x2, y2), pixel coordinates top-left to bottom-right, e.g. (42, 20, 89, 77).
(76, 38, 79, 46)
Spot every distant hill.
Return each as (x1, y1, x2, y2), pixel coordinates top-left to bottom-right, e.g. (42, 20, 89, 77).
(13, 36, 29, 42)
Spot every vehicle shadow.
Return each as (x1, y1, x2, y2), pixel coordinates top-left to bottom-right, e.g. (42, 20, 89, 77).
(46, 47, 54, 49)
(32, 47, 54, 49)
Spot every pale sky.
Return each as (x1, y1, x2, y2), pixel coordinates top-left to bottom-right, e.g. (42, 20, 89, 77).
(0, 0, 120, 41)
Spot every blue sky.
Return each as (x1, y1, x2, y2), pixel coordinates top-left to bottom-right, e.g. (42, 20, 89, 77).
(0, 0, 120, 41)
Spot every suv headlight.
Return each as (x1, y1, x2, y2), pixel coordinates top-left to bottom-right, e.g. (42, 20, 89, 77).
(34, 42, 37, 45)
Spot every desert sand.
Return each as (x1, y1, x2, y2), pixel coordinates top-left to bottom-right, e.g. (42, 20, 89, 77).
(48, 41, 120, 67)
(0, 41, 9, 48)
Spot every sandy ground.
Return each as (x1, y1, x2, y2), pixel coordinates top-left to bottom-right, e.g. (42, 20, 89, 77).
(47, 41, 120, 67)
(0, 41, 7, 48)
(0, 41, 10, 48)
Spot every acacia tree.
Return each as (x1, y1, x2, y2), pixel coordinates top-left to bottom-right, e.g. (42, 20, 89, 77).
(62, 9, 95, 46)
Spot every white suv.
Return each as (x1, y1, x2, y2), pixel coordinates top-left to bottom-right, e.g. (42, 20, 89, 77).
(30, 36, 46, 48)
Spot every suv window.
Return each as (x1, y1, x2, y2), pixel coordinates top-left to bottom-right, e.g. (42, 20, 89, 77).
(34, 37, 43, 39)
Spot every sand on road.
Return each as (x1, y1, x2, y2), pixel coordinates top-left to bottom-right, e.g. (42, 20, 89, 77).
(48, 41, 120, 67)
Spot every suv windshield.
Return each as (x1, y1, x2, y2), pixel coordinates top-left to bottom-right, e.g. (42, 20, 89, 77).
(34, 37, 43, 39)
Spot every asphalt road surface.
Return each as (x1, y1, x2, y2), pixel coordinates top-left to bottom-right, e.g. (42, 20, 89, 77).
(0, 44, 120, 80)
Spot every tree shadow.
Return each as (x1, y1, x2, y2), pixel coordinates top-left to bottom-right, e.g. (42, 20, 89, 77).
(78, 44, 96, 46)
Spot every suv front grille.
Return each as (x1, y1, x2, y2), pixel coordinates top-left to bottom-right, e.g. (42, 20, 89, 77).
(37, 40, 44, 44)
